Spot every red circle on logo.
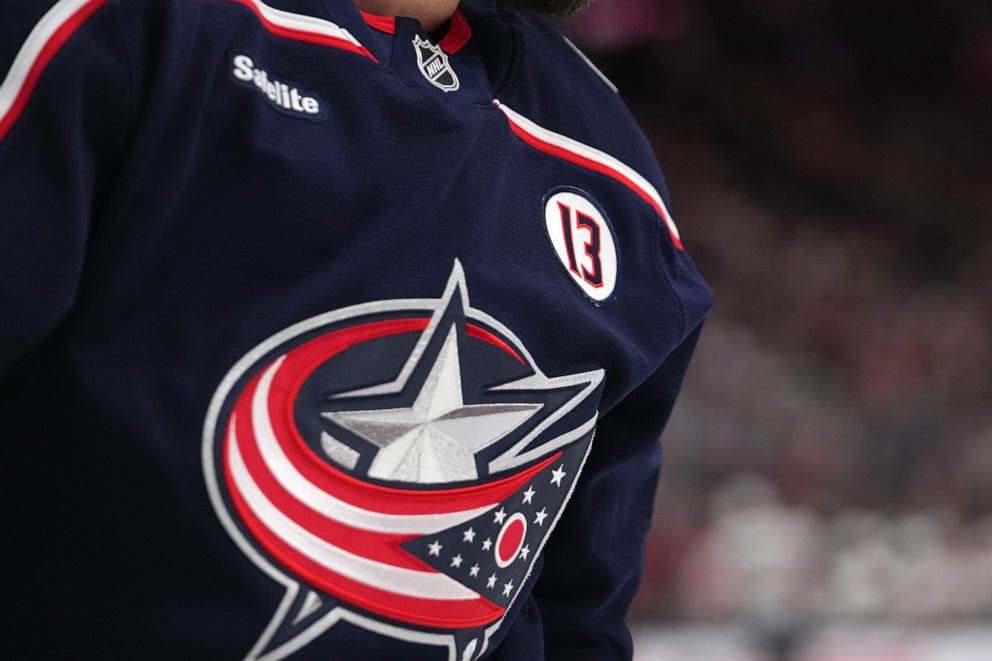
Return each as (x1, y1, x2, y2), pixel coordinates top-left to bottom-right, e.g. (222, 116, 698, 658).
(495, 513, 527, 568)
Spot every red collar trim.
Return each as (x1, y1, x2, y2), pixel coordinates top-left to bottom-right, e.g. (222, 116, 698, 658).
(438, 8, 470, 55)
(359, 10, 396, 34)
(359, 7, 471, 54)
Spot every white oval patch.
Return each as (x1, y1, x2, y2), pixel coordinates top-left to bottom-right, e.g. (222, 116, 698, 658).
(544, 189, 618, 302)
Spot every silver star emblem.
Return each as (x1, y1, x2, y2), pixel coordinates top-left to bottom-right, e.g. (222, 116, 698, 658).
(486, 574, 497, 589)
(520, 544, 531, 561)
(550, 465, 567, 487)
(469, 564, 480, 577)
(481, 538, 493, 551)
(493, 507, 507, 524)
(462, 527, 476, 543)
(534, 508, 548, 526)
(450, 554, 463, 568)
(427, 540, 442, 556)
(325, 328, 541, 483)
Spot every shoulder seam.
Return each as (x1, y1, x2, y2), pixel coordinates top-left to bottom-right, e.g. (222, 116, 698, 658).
(653, 211, 688, 341)
(110, 0, 134, 151)
(560, 35, 618, 94)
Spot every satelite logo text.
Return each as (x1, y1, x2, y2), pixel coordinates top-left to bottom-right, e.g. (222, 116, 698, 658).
(231, 54, 326, 120)
(202, 262, 604, 660)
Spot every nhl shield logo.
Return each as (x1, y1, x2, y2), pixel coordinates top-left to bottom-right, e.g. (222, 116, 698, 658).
(203, 261, 604, 660)
(413, 35, 460, 92)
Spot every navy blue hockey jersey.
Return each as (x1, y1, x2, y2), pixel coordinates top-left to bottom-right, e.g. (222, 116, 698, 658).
(0, 0, 712, 658)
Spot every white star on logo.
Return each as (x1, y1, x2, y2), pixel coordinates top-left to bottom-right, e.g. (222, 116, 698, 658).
(462, 527, 476, 543)
(550, 465, 567, 487)
(450, 554, 463, 568)
(428, 540, 442, 556)
(469, 564, 480, 577)
(481, 537, 493, 551)
(493, 507, 507, 524)
(325, 328, 541, 484)
(534, 508, 548, 526)
(520, 544, 530, 560)
(486, 574, 497, 589)
(522, 486, 536, 505)
(502, 580, 514, 597)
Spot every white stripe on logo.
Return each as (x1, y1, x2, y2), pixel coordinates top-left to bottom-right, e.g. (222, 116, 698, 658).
(249, 357, 494, 534)
(229, 425, 481, 601)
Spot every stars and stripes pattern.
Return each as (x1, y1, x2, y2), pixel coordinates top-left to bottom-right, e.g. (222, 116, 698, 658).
(403, 442, 588, 609)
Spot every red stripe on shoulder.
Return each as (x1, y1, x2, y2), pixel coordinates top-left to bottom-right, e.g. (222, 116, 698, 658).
(494, 101, 685, 251)
(0, 0, 110, 143)
(226, 0, 377, 62)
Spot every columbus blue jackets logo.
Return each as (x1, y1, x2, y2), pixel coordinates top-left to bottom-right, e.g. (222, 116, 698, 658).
(203, 261, 604, 660)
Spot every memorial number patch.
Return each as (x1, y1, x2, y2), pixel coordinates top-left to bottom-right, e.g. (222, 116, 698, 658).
(544, 188, 619, 302)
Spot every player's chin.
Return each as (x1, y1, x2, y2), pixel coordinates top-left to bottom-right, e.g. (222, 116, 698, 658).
(497, 0, 592, 17)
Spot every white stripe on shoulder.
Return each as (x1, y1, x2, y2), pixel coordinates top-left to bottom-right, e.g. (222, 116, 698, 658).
(0, 0, 102, 130)
(561, 35, 618, 94)
(241, 0, 363, 48)
(494, 100, 683, 248)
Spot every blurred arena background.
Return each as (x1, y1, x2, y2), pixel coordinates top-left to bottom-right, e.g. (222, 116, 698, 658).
(564, 2, 992, 659)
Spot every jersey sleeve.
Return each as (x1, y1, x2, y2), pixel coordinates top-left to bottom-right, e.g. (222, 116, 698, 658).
(0, 0, 131, 376)
(531, 322, 705, 660)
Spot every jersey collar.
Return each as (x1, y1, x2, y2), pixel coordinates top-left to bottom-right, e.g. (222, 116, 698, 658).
(359, 6, 472, 54)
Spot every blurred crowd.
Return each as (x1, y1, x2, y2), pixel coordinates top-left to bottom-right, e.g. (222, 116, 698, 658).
(565, 0, 992, 627)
